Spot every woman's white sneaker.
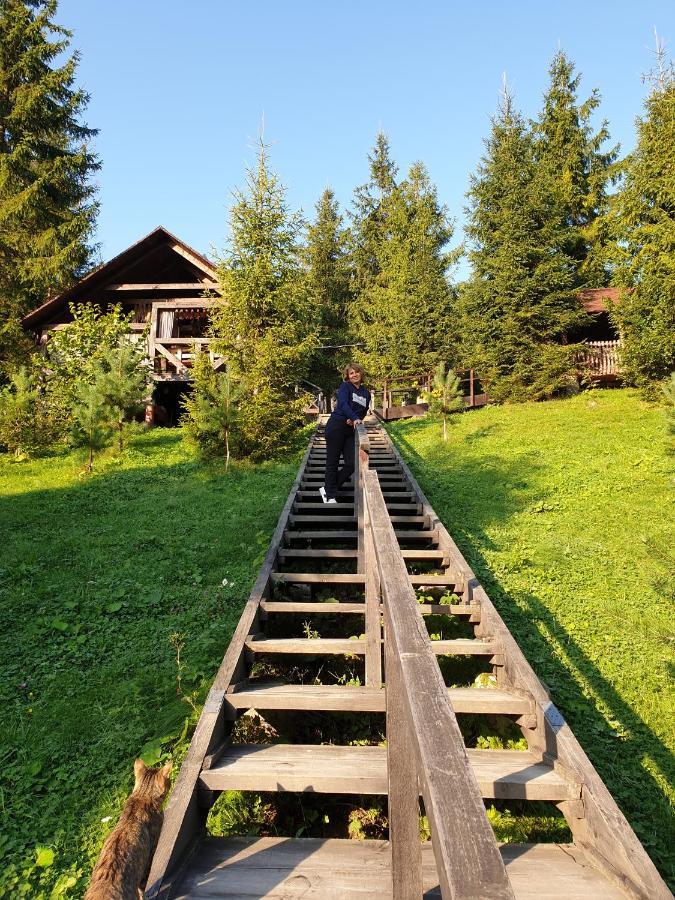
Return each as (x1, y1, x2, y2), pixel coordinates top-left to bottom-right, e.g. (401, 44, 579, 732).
(319, 486, 328, 504)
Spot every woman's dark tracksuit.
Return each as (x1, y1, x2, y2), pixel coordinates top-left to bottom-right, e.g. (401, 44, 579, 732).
(324, 381, 371, 500)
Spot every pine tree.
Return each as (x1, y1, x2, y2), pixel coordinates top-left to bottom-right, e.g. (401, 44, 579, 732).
(609, 42, 675, 386)
(97, 342, 149, 452)
(459, 82, 584, 401)
(70, 375, 112, 471)
(182, 354, 241, 468)
(305, 188, 352, 390)
(0, 0, 100, 374)
(533, 50, 618, 287)
(210, 139, 316, 460)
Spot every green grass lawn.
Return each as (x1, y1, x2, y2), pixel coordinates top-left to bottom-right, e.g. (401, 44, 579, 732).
(388, 388, 674, 886)
(0, 429, 300, 898)
(2, 392, 673, 896)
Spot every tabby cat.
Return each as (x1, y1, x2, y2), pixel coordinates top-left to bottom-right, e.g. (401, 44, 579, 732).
(85, 759, 172, 900)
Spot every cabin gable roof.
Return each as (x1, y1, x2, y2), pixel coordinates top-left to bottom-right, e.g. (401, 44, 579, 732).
(22, 226, 217, 330)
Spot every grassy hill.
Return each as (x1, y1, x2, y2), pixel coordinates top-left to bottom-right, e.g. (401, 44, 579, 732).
(0, 390, 672, 894)
(388, 388, 674, 885)
(0, 430, 299, 897)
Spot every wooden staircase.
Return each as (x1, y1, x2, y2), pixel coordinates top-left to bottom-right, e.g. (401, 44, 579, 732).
(145, 421, 670, 899)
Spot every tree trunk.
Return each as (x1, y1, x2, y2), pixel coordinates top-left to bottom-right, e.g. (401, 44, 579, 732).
(443, 414, 447, 442)
(225, 428, 230, 473)
(88, 440, 94, 472)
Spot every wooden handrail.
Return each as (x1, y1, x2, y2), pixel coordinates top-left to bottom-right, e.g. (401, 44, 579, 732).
(362, 464, 514, 899)
(355, 424, 381, 686)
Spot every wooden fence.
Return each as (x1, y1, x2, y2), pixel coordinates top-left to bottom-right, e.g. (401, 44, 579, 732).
(578, 340, 622, 378)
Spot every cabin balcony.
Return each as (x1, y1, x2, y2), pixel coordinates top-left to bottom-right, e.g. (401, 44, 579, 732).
(577, 340, 623, 380)
(147, 300, 224, 380)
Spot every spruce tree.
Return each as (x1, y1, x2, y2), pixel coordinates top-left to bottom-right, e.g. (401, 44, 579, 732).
(210, 140, 316, 460)
(349, 132, 398, 303)
(533, 50, 618, 286)
(609, 45, 675, 386)
(350, 136, 456, 377)
(0, 0, 100, 374)
(459, 83, 583, 401)
(305, 188, 352, 391)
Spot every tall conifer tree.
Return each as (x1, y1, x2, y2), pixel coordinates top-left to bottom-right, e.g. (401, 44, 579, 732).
(459, 83, 583, 401)
(0, 0, 100, 372)
(349, 132, 397, 301)
(609, 43, 675, 385)
(211, 140, 316, 459)
(305, 188, 351, 390)
(533, 50, 618, 287)
(350, 136, 456, 376)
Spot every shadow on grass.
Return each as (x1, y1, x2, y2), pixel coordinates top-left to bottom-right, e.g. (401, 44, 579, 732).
(389, 419, 675, 886)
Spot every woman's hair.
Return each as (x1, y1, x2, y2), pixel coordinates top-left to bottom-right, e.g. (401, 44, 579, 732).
(343, 362, 366, 382)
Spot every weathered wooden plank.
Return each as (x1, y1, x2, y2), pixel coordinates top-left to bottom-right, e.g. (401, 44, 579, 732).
(278, 548, 358, 559)
(365, 469, 514, 898)
(386, 631, 423, 898)
(225, 684, 385, 712)
(284, 530, 358, 541)
(155, 341, 189, 374)
(171, 837, 629, 899)
(200, 745, 577, 801)
(363, 477, 383, 687)
(271, 572, 366, 584)
(261, 601, 365, 614)
(245, 637, 366, 655)
(224, 684, 532, 715)
(105, 282, 219, 291)
(288, 515, 357, 525)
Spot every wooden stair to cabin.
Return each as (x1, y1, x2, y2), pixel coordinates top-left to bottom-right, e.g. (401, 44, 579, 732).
(146, 421, 669, 900)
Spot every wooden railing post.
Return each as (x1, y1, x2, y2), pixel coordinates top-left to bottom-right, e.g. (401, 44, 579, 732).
(385, 605, 423, 898)
(364, 469, 515, 900)
(356, 424, 382, 687)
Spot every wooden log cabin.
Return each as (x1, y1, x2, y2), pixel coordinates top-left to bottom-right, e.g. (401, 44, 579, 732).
(21, 226, 223, 423)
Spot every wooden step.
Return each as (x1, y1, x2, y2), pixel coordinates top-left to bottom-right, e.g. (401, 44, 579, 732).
(261, 601, 366, 615)
(408, 574, 459, 586)
(245, 637, 366, 655)
(288, 515, 357, 525)
(401, 550, 446, 560)
(431, 639, 496, 655)
(200, 745, 579, 800)
(225, 684, 532, 715)
(395, 529, 438, 541)
(388, 515, 427, 525)
(294, 502, 354, 511)
(272, 573, 366, 584)
(284, 530, 358, 541)
(173, 837, 626, 899)
(278, 549, 358, 559)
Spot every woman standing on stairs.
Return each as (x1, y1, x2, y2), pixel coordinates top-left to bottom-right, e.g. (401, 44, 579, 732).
(320, 363, 371, 504)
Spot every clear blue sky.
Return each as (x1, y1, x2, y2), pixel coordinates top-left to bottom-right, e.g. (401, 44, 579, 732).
(59, 0, 673, 278)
